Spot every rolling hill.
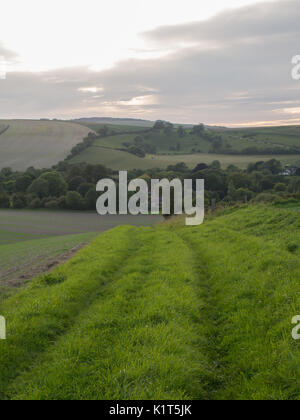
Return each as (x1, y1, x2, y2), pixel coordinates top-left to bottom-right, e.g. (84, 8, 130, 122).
(0, 120, 92, 171)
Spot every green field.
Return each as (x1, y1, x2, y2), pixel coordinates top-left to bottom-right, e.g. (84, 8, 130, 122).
(71, 145, 300, 170)
(222, 125, 300, 149)
(0, 205, 300, 399)
(0, 120, 92, 171)
(0, 209, 161, 293)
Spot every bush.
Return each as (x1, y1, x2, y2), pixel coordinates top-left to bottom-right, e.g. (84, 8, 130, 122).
(274, 183, 286, 192)
(11, 194, 27, 209)
(28, 197, 42, 209)
(0, 191, 10, 208)
(45, 199, 60, 210)
(252, 193, 281, 203)
(66, 191, 84, 210)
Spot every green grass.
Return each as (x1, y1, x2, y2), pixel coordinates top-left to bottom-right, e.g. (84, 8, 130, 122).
(71, 145, 300, 170)
(222, 125, 300, 149)
(0, 205, 300, 399)
(0, 120, 91, 171)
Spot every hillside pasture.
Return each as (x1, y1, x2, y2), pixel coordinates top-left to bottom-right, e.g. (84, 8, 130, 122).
(222, 125, 300, 149)
(71, 145, 300, 170)
(0, 120, 92, 171)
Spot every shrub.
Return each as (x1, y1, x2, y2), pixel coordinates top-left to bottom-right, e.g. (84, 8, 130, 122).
(66, 191, 84, 210)
(28, 197, 42, 209)
(11, 194, 27, 209)
(45, 199, 60, 210)
(252, 193, 281, 203)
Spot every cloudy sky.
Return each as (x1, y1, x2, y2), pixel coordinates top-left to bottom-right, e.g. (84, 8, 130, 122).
(0, 0, 299, 126)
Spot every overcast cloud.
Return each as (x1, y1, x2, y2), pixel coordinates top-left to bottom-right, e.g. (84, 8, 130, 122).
(0, 0, 299, 126)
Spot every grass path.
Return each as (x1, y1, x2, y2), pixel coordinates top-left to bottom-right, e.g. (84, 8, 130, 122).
(4, 228, 206, 400)
(0, 206, 300, 399)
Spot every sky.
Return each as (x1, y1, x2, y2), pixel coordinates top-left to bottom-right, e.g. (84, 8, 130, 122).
(0, 0, 299, 126)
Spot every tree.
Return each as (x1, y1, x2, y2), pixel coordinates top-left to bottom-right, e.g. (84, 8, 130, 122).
(211, 160, 221, 170)
(39, 171, 67, 197)
(0, 185, 10, 208)
(15, 175, 32, 192)
(28, 178, 49, 198)
(192, 163, 208, 172)
(11, 194, 26, 209)
(1, 167, 12, 177)
(227, 180, 237, 201)
(274, 182, 286, 192)
(153, 120, 165, 130)
(85, 189, 98, 210)
(98, 126, 109, 137)
(192, 124, 205, 137)
(78, 182, 94, 197)
(164, 122, 173, 136)
(68, 176, 85, 191)
(177, 126, 185, 137)
(65, 191, 84, 210)
(263, 159, 282, 175)
(235, 188, 253, 202)
(91, 164, 108, 182)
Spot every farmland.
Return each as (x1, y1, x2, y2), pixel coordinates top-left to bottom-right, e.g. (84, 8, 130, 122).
(0, 209, 161, 296)
(0, 120, 92, 171)
(222, 125, 300, 149)
(71, 145, 300, 170)
(69, 123, 300, 171)
(0, 205, 300, 399)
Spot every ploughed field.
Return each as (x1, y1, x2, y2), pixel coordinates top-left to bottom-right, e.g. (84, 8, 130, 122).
(0, 120, 92, 171)
(0, 206, 299, 400)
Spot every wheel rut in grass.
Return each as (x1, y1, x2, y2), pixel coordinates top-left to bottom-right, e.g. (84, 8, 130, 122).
(174, 228, 228, 400)
(0, 226, 143, 398)
(6, 228, 208, 400)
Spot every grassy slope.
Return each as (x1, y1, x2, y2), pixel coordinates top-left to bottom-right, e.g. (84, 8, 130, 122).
(0, 120, 91, 171)
(0, 206, 299, 399)
(222, 126, 300, 149)
(71, 145, 300, 170)
(74, 122, 149, 133)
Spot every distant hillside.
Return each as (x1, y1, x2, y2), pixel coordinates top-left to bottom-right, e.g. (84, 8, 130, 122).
(72, 117, 226, 130)
(73, 117, 154, 128)
(0, 120, 91, 171)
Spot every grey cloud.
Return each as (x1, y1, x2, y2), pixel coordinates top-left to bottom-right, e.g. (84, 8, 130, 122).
(142, 0, 298, 46)
(0, 0, 300, 125)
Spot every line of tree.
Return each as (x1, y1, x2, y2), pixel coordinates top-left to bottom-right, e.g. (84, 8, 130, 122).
(1, 158, 300, 211)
